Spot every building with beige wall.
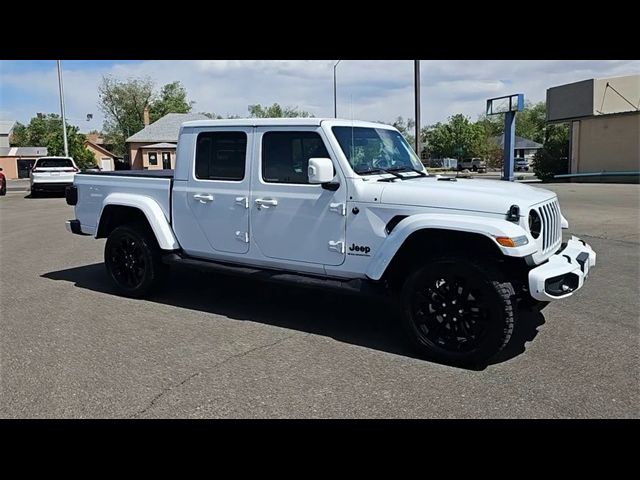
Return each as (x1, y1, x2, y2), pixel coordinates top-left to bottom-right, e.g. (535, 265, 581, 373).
(0, 146, 49, 179)
(125, 112, 208, 170)
(546, 74, 639, 183)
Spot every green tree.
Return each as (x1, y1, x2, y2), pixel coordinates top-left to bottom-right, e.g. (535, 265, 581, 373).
(98, 76, 155, 156)
(149, 81, 194, 123)
(248, 103, 313, 118)
(428, 114, 482, 159)
(514, 101, 546, 143)
(11, 114, 96, 168)
(474, 115, 503, 137)
(532, 123, 570, 181)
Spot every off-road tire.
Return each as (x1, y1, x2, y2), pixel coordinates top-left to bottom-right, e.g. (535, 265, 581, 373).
(399, 256, 515, 367)
(104, 222, 167, 298)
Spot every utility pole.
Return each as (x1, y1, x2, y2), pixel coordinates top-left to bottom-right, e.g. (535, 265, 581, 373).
(414, 60, 421, 157)
(333, 60, 341, 118)
(57, 60, 69, 157)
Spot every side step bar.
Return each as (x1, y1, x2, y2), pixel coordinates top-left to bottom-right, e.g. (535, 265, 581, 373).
(162, 252, 384, 296)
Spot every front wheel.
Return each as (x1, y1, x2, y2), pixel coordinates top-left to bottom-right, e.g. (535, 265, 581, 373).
(399, 256, 515, 366)
(104, 223, 167, 298)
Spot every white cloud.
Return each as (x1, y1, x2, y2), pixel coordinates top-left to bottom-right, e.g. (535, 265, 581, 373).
(1, 60, 638, 132)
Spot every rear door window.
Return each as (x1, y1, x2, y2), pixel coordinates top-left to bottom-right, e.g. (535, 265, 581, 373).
(195, 132, 247, 181)
(36, 158, 74, 168)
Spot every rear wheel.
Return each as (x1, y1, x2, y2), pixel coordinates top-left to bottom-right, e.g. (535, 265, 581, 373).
(104, 223, 167, 298)
(0, 180, 6, 196)
(399, 256, 515, 366)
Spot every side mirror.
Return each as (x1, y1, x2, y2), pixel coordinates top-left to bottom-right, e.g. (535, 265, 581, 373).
(308, 157, 334, 184)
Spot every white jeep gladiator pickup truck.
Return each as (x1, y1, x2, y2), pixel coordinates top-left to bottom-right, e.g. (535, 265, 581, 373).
(65, 118, 596, 366)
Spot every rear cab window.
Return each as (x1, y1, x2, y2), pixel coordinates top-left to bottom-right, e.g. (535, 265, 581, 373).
(195, 131, 247, 181)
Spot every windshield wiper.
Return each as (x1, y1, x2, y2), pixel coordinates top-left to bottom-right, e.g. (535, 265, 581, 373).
(357, 168, 405, 181)
(387, 166, 427, 177)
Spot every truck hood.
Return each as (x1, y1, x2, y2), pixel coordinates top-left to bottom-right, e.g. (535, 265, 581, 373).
(378, 176, 555, 215)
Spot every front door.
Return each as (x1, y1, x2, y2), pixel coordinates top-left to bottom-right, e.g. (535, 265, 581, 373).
(185, 128, 252, 255)
(162, 152, 171, 169)
(250, 127, 347, 266)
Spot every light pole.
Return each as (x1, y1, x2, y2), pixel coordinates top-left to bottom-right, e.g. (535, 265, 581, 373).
(414, 60, 421, 157)
(56, 60, 69, 157)
(333, 60, 342, 118)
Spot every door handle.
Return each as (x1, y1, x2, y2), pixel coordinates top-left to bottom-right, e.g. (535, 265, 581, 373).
(255, 198, 278, 209)
(193, 193, 214, 203)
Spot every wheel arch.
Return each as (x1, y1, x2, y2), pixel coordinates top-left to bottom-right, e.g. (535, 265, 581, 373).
(366, 213, 534, 284)
(97, 194, 179, 250)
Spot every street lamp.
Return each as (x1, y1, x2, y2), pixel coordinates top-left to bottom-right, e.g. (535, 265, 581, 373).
(56, 60, 69, 157)
(333, 60, 342, 118)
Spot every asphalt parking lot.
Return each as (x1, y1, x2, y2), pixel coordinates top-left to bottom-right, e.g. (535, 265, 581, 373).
(1, 183, 638, 418)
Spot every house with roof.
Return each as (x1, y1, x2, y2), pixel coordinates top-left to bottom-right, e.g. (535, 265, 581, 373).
(0, 120, 48, 179)
(84, 132, 122, 171)
(0, 120, 15, 148)
(126, 110, 208, 170)
(491, 134, 543, 161)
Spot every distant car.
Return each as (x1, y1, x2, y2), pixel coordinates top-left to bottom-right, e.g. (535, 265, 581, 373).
(30, 156, 79, 197)
(515, 157, 530, 171)
(458, 158, 487, 172)
(0, 167, 6, 196)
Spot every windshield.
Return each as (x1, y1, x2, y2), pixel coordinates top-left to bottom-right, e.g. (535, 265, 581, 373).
(332, 126, 424, 175)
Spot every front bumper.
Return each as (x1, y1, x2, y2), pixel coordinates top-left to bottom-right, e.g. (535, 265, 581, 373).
(528, 236, 596, 301)
(65, 219, 89, 236)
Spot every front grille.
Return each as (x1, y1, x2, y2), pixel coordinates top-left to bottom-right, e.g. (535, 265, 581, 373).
(537, 199, 562, 253)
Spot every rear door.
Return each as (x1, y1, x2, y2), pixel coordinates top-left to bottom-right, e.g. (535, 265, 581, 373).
(184, 128, 252, 255)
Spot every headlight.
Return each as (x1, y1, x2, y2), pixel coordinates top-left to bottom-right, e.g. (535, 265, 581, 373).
(529, 209, 541, 239)
(496, 236, 529, 247)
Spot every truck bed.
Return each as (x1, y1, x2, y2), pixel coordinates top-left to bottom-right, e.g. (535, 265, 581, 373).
(78, 169, 174, 179)
(74, 169, 173, 235)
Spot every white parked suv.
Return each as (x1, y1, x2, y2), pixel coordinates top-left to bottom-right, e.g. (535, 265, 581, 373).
(64, 118, 596, 366)
(30, 156, 79, 196)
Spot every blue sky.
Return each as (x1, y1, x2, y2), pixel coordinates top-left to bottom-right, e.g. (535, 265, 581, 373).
(1, 60, 638, 133)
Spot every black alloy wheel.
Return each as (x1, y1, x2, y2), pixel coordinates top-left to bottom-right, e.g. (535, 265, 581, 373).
(108, 234, 147, 289)
(400, 257, 515, 366)
(104, 223, 166, 298)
